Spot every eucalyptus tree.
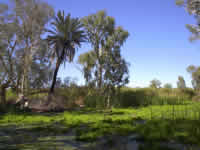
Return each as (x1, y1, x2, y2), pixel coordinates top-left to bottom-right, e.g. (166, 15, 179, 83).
(176, 0, 200, 41)
(13, 0, 54, 96)
(150, 79, 162, 89)
(78, 50, 96, 85)
(82, 10, 115, 88)
(187, 65, 200, 90)
(164, 83, 173, 89)
(102, 26, 129, 108)
(28, 40, 54, 90)
(47, 11, 86, 94)
(81, 11, 130, 108)
(163, 83, 173, 95)
(177, 76, 187, 89)
(0, 3, 20, 104)
(0, 0, 54, 104)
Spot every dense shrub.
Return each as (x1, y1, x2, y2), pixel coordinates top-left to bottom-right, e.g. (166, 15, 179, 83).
(83, 87, 194, 108)
(6, 89, 17, 102)
(3, 87, 196, 109)
(55, 86, 88, 107)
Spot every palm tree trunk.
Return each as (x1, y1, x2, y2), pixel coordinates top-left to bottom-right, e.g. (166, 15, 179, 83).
(50, 59, 61, 93)
(50, 45, 66, 94)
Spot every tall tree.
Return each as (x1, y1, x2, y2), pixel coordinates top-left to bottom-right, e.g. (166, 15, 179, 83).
(12, 0, 54, 96)
(0, 0, 54, 105)
(103, 49, 129, 108)
(82, 10, 115, 88)
(47, 11, 86, 94)
(177, 76, 187, 89)
(150, 79, 162, 89)
(0, 2, 22, 104)
(103, 26, 129, 108)
(81, 11, 130, 108)
(2, 0, 54, 95)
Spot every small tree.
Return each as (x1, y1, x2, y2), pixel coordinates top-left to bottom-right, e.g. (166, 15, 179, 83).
(177, 76, 186, 89)
(150, 79, 162, 89)
(163, 83, 172, 96)
(187, 65, 200, 90)
(103, 49, 129, 108)
(164, 83, 173, 89)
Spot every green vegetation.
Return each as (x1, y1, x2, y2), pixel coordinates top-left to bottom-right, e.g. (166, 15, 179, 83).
(0, 0, 200, 149)
(1, 101, 200, 149)
(1, 86, 200, 149)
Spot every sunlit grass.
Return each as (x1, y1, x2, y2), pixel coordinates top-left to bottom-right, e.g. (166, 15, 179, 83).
(1, 102, 200, 145)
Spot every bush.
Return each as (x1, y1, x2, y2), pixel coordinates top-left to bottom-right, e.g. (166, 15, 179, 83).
(84, 89, 105, 108)
(4, 86, 195, 110)
(114, 88, 191, 107)
(83, 87, 193, 108)
(6, 89, 17, 102)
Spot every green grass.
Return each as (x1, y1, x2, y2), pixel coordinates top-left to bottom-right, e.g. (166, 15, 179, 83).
(1, 102, 200, 146)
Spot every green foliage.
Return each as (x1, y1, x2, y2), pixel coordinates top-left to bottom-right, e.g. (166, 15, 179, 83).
(78, 50, 96, 85)
(47, 10, 86, 93)
(1, 104, 200, 146)
(47, 11, 86, 64)
(150, 79, 162, 88)
(82, 10, 129, 92)
(163, 83, 173, 89)
(6, 89, 17, 101)
(187, 65, 200, 90)
(56, 86, 88, 106)
(176, 0, 200, 41)
(177, 76, 186, 89)
(4, 86, 196, 109)
(83, 87, 194, 108)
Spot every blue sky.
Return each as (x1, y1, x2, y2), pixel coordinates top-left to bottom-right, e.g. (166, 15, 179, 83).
(44, 0, 200, 88)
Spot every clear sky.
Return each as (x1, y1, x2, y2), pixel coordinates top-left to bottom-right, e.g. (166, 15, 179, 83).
(44, 0, 200, 88)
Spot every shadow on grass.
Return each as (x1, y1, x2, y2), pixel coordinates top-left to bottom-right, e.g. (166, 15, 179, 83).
(0, 122, 92, 150)
(1, 108, 200, 150)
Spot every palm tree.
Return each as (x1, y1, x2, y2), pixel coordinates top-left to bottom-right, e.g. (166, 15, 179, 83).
(47, 11, 86, 94)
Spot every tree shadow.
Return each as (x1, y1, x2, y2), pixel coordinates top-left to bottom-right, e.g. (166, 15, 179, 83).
(1, 108, 200, 150)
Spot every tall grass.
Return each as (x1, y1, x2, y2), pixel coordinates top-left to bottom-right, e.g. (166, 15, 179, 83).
(84, 87, 195, 108)
(4, 86, 197, 109)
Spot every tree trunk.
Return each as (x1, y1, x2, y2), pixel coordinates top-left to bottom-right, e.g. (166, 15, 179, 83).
(106, 94, 110, 109)
(50, 59, 61, 94)
(0, 82, 9, 106)
(21, 73, 25, 96)
(98, 65, 103, 89)
(16, 76, 20, 95)
(0, 85, 7, 106)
